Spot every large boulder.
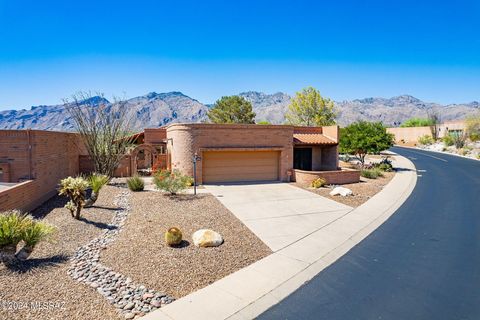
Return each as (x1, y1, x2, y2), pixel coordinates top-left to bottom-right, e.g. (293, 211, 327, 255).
(329, 186, 353, 197)
(192, 229, 224, 247)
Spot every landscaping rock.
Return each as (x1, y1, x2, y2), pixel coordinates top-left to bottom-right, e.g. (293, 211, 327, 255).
(66, 190, 175, 317)
(192, 229, 224, 247)
(329, 186, 353, 197)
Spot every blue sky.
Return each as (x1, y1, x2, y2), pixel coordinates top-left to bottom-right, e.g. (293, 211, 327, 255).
(0, 0, 479, 110)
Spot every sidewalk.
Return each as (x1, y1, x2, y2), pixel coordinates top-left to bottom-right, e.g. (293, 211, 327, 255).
(142, 154, 417, 320)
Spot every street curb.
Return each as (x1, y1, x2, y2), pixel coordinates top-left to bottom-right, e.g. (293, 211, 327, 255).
(397, 145, 480, 162)
(141, 154, 417, 320)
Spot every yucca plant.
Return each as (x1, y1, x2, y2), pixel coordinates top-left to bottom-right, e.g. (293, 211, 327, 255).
(59, 176, 89, 219)
(0, 211, 27, 262)
(16, 219, 56, 261)
(84, 173, 109, 207)
(126, 175, 144, 191)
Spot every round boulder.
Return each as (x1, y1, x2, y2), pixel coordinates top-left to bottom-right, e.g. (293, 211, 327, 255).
(192, 229, 223, 247)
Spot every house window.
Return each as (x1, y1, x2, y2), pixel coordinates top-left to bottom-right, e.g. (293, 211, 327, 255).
(294, 148, 312, 171)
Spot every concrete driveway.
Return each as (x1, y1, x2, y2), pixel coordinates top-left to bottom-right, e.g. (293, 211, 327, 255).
(204, 183, 353, 251)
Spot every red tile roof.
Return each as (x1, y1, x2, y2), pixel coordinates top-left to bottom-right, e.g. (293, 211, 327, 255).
(293, 133, 337, 145)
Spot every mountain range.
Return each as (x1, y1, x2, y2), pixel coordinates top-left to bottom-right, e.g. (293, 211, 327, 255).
(0, 91, 478, 131)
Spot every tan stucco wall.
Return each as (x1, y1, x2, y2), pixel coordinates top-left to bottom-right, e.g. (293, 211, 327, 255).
(166, 123, 295, 184)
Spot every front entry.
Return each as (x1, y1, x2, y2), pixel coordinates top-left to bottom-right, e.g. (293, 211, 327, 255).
(294, 148, 312, 171)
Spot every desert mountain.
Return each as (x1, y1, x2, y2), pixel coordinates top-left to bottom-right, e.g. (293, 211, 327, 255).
(0, 91, 477, 131)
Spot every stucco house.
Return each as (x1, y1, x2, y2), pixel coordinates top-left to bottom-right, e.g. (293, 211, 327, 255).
(117, 123, 359, 185)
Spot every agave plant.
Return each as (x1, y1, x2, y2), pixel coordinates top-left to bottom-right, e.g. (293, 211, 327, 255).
(59, 176, 89, 219)
(16, 219, 56, 261)
(84, 173, 109, 207)
(0, 211, 27, 262)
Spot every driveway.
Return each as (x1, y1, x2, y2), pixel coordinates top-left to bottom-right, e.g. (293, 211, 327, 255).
(204, 183, 352, 252)
(259, 147, 480, 320)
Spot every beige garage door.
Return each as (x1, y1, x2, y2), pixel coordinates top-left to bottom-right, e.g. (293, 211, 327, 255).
(202, 151, 280, 183)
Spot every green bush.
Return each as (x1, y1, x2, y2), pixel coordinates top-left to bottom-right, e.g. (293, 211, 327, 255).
(84, 173, 109, 207)
(361, 168, 384, 179)
(59, 176, 89, 219)
(127, 175, 144, 191)
(153, 169, 191, 195)
(0, 211, 56, 262)
(400, 118, 435, 127)
(310, 178, 326, 188)
(373, 157, 393, 172)
(443, 134, 454, 147)
(418, 135, 434, 145)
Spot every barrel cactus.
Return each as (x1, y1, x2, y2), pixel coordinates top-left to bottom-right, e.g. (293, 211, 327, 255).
(165, 227, 183, 246)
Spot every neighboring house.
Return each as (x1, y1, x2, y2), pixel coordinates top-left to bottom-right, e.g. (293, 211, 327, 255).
(387, 120, 467, 145)
(0, 124, 359, 212)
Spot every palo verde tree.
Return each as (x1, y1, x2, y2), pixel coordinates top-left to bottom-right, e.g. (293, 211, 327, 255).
(207, 95, 256, 124)
(339, 121, 394, 167)
(65, 92, 135, 178)
(285, 87, 336, 126)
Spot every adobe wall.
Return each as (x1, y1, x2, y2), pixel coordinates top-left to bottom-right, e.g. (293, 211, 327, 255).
(0, 130, 82, 212)
(293, 168, 360, 186)
(387, 127, 432, 145)
(166, 124, 294, 184)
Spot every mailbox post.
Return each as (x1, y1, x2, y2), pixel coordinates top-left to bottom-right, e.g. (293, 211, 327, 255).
(192, 152, 201, 195)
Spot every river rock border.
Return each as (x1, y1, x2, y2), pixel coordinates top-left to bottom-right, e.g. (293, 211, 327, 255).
(67, 189, 175, 319)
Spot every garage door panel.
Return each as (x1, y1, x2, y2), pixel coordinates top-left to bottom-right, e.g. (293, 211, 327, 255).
(202, 151, 279, 183)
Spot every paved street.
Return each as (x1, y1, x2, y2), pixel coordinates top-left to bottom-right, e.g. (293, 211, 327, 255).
(259, 147, 480, 320)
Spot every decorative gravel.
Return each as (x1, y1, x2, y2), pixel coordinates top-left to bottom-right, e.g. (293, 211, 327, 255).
(301, 171, 395, 207)
(101, 190, 272, 299)
(0, 185, 122, 320)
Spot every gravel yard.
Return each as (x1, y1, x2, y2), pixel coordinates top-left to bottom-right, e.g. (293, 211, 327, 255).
(0, 185, 122, 320)
(302, 171, 395, 207)
(100, 190, 272, 299)
(299, 154, 396, 207)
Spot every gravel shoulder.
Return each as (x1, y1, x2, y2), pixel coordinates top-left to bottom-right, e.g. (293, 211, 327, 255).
(100, 190, 272, 299)
(0, 185, 123, 320)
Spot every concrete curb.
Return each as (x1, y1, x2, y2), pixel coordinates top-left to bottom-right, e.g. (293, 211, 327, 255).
(142, 154, 417, 320)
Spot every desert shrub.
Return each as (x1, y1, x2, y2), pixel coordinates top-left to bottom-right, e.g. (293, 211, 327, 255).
(450, 131, 467, 149)
(465, 113, 480, 142)
(59, 176, 89, 219)
(0, 211, 55, 262)
(443, 134, 455, 147)
(361, 168, 384, 179)
(373, 157, 393, 172)
(16, 219, 56, 260)
(127, 175, 145, 191)
(154, 169, 191, 195)
(0, 211, 27, 260)
(84, 173, 109, 207)
(418, 135, 434, 145)
(400, 117, 435, 127)
(165, 227, 182, 246)
(310, 177, 326, 188)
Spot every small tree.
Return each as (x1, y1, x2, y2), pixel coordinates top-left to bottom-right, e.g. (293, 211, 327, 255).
(339, 121, 394, 167)
(84, 173, 109, 207)
(427, 109, 441, 140)
(400, 118, 435, 127)
(65, 92, 135, 178)
(465, 112, 480, 142)
(285, 87, 336, 126)
(207, 96, 256, 124)
(59, 176, 89, 219)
